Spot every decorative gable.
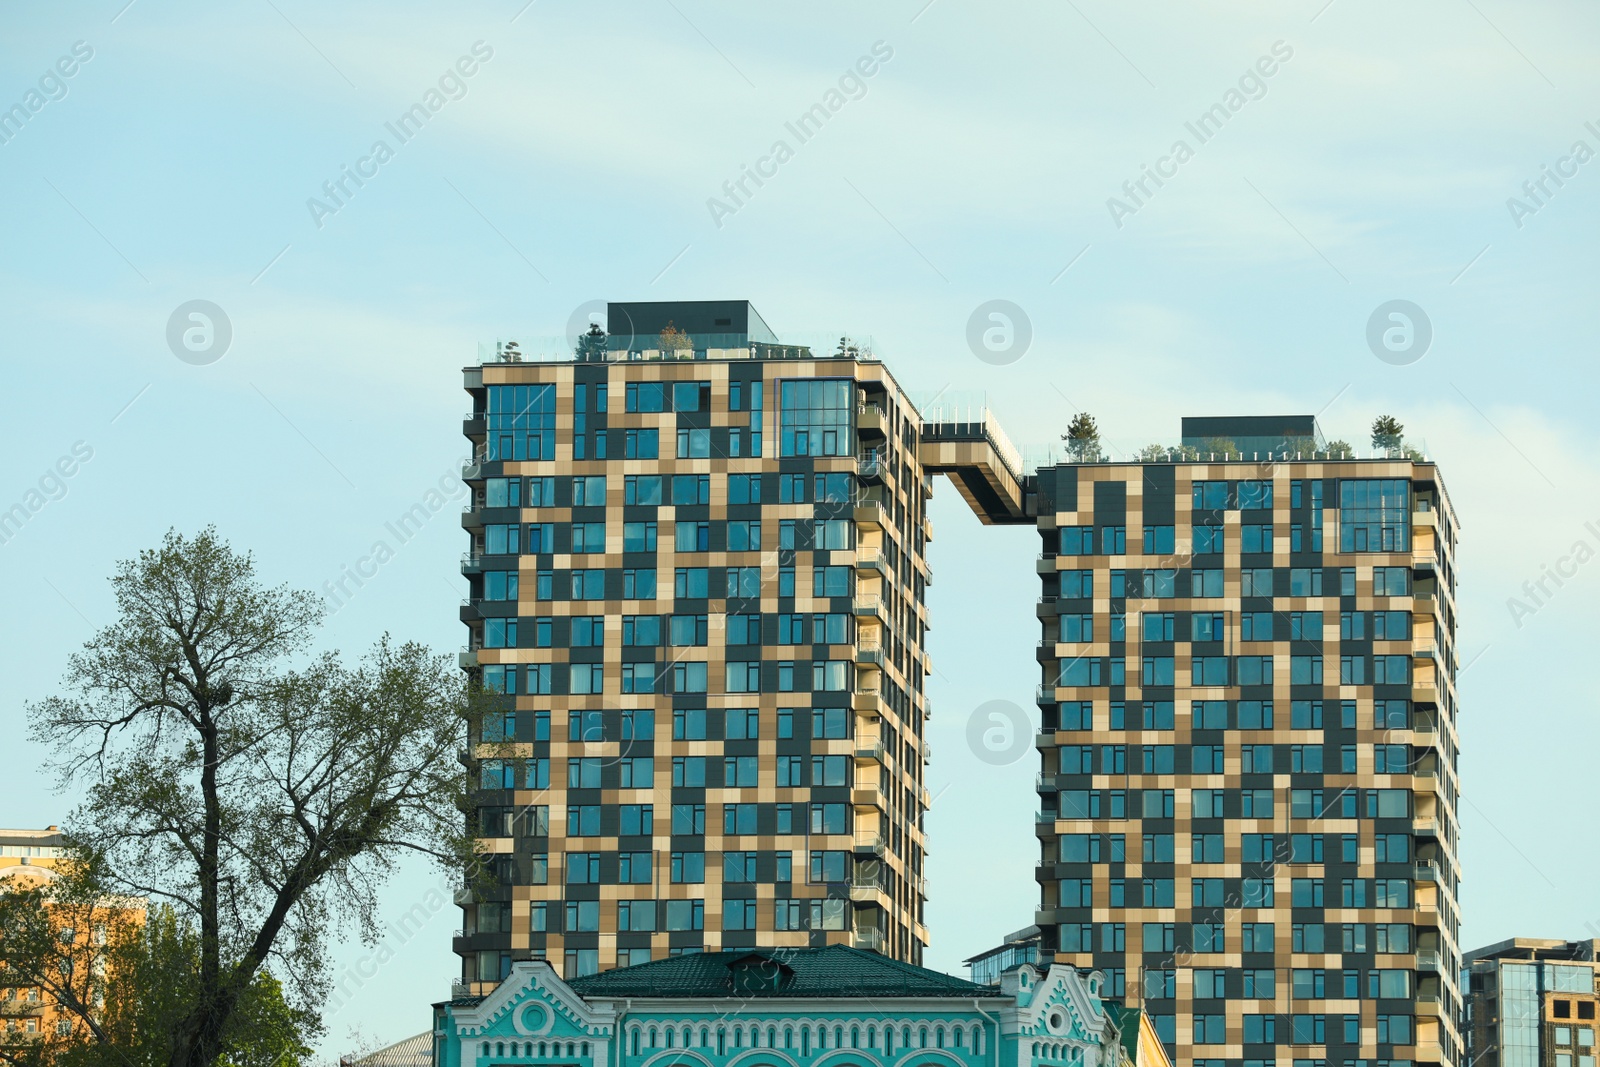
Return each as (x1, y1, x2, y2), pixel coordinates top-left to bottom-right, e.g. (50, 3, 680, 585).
(1013, 965, 1111, 1045)
(451, 962, 617, 1041)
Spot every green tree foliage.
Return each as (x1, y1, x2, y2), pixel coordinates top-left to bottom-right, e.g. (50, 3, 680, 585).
(1062, 413, 1103, 462)
(573, 324, 607, 362)
(1371, 415, 1405, 453)
(28, 529, 476, 1067)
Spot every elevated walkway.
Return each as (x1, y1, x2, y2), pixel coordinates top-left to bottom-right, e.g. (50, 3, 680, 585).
(918, 410, 1030, 525)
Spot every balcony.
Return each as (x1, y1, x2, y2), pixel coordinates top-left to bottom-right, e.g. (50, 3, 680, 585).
(1414, 861, 1442, 883)
(854, 738, 885, 761)
(849, 878, 884, 903)
(461, 506, 484, 531)
(1036, 683, 1058, 705)
(852, 928, 884, 952)
(851, 687, 882, 713)
(462, 459, 484, 481)
(1036, 597, 1058, 618)
(857, 453, 885, 481)
(921, 739, 932, 765)
(854, 550, 888, 577)
(852, 595, 887, 622)
(461, 553, 484, 574)
(1416, 949, 1444, 972)
(855, 644, 885, 667)
(459, 648, 480, 669)
(857, 404, 888, 438)
(852, 831, 887, 856)
(854, 499, 889, 528)
(1036, 555, 1057, 575)
(1414, 1039, 1448, 1064)
(851, 787, 886, 811)
(1412, 674, 1441, 707)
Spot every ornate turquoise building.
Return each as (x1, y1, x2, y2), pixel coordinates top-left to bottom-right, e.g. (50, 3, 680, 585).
(432, 947, 1156, 1067)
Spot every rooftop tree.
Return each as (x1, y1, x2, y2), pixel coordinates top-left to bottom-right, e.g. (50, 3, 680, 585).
(1062, 412, 1103, 463)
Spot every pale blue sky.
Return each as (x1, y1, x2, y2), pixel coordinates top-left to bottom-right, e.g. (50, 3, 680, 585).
(4, 0, 1599, 1056)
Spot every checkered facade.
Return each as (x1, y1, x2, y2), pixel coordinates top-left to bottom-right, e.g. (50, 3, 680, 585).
(1033, 459, 1463, 1067)
(456, 354, 931, 991)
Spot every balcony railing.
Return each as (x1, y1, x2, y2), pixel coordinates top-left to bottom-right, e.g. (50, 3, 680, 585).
(852, 831, 887, 855)
(852, 595, 883, 616)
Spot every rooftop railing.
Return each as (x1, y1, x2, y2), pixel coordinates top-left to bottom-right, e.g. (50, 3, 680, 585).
(474, 333, 881, 365)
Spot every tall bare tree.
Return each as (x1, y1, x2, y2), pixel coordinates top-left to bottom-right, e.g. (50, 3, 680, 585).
(28, 529, 474, 1067)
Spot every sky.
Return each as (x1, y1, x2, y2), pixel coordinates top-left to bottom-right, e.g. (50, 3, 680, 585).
(3, 0, 1600, 1056)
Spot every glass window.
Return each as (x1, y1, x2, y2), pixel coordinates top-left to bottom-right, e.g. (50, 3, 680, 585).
(486, 385, 556, 461)
(1340, 479, 1411, 551)
(779, 379, 853, 457)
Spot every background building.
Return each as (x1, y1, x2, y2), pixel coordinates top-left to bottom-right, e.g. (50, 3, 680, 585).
(1031, 421, 1464, 1067)
(0, 826, 145, 1049)
(456, 302, 1033, 988)
(1465, 939, 1600, 1067)
(966, 925, 1044, 987)
(0, 825, 68, 882)
(0, 827, 70, 1042)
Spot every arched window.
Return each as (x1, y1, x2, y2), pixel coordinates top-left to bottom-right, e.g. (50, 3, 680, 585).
(784, 1027, 794, 1050)
(936, 1025, 945, 1048)
(884, 1027, 893, 1055)
(717, 1028, 726, 1056)
(919, 1026, 928, 1048)
(630, 1030, 640, 1056)
(481, 1043, 489, 1057)
(648, 1028, 658, 1049)
(851, 1026, 860, 1049)
(954, 1026, 964, 1048)
(496, 1042, 504, 1057)
(834, 1025, 843, 1049)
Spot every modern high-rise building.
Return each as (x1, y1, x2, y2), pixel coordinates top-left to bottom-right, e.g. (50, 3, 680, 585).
(454, 301, 1023, 990)
(1032, 416, 1464, 1067)
(1465, 939, 1600, 1067)
(453, 320, 1469, 1067)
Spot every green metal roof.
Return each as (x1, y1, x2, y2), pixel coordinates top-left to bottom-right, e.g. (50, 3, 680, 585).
(566, 946, 1009, 1000)
(1103, 1002, 1142, 1060)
